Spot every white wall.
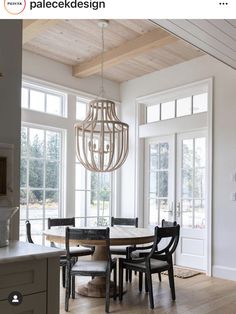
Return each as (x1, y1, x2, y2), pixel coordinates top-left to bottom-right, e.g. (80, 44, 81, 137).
(0, 21, 22, 239)
(120, 54, 236, 280)
(22, 50, 120, 102)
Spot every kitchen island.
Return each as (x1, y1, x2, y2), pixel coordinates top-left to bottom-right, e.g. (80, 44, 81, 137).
(0, 241, 64, 314)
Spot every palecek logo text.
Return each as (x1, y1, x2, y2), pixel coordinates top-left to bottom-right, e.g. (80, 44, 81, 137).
(30, 0, 105, 10)
(4, 0, 26, 14)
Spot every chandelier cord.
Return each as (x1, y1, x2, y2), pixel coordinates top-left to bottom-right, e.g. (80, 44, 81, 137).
(100, 24, 105, 99)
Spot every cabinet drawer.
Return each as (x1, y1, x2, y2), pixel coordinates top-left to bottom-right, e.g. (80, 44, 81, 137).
(0, 259, 47, 301)
(0, 291, 46, 314)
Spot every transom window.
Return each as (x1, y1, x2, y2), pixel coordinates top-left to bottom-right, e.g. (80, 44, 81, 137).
(146, 92, 208, 123)
(21, 83, 67, 117)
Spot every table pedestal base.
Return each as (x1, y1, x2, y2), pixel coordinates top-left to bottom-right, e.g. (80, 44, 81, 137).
(77, 277, 117, 298)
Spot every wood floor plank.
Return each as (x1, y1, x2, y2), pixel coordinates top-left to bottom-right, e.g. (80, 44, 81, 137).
(60, 273, 236, 314)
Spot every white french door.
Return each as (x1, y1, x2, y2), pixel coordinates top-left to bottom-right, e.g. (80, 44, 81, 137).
(175, 131, 207, 270)
(145, 130, 207, 271)
(144, 136, 174, 227)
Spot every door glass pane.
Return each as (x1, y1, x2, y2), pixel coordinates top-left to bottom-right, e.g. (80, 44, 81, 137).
(182, 139, 193, 168)
(195, 137, 206, 167)
(150, 154, 159, 171)
(182, 169, 193, 198)
(148, 141, 170, 226)
(159, 199, 169, 222)
(159, 171, 168, 197)
(182, 199, 193, 228)
(194, 200, 205, 228)
(149, 199, 158, 225)
(149, 172, 158, 197)
(150, 144, 159, 170)
(194, 168, 205, 199)
(180, 136, 206, 230)
(161, 101, 175, 120)
(159, 143, 169, 169)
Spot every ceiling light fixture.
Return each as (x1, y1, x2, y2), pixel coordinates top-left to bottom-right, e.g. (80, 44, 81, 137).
(75, 20, 129, 172)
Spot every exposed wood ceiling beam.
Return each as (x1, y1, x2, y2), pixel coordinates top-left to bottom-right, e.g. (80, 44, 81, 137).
(23, 20, 60, 44)
(73, 29, 178, 78)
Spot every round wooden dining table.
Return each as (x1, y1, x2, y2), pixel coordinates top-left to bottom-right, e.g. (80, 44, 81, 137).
(44, 226, 154, 298)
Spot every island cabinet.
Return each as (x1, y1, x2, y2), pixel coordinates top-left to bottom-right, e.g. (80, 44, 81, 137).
(0, 241, 64, 314)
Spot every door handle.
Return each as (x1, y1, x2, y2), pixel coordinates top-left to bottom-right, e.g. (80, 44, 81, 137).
(176, 201, 181, 217)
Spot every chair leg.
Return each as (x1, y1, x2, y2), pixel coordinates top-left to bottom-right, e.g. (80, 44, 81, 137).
(168, 267, 176, 300)
(65, 266, 71, 312)
(72, 276, 75, 299)
(146, 271, 154, 309)
(125, 268, 128, 282)
(113, 265, 117, 300)
(158, 272, 162, 282)
(105, 272, 111, 313)
(119, 261, 123, 301)
(139, 272, 143, 292)
(129, 269, 132, 283)
(145, 274, 148, 292)
(62, 265, 66, 288)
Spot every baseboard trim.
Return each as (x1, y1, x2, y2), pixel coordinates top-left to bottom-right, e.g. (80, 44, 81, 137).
(213, 265, 236, 281)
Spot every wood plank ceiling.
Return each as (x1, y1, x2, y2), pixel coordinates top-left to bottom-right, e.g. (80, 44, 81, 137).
(152, 19, 236, 71)
(23, 19, 204, 83)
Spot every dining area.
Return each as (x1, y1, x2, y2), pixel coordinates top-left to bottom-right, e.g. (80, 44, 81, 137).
(23, 216, 180, 313)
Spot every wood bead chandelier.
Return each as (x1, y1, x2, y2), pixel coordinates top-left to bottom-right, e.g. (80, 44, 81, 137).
(75, 21, 129, 172)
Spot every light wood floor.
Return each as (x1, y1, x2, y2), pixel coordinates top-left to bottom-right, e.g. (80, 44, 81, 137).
(60, 273, 236, 314)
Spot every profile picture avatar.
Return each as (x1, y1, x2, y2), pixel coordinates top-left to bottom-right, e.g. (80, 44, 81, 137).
(4, 0, 26, 14)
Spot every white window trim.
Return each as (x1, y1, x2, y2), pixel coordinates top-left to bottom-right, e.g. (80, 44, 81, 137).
(134, 77, 213, 276)
(21, 77, 119, 228)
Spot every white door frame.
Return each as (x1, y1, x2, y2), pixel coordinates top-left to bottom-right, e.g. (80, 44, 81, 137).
(134, 78, 213, 275)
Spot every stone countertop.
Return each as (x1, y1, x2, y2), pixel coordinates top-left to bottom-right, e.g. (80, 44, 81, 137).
(0, 241, 65, 264)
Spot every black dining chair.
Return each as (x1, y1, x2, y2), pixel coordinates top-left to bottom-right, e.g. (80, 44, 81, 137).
(65, 227, 117, 313)
(128, 219, 177, 283)
(119, 224, 180, 309)
(48, 217, 94, 288)
(110, 217, 138, 282)
(131, 219, 177, 287)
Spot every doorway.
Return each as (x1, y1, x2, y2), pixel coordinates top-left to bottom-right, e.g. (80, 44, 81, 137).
(145, 130, 207, 271)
